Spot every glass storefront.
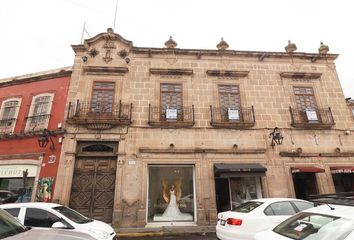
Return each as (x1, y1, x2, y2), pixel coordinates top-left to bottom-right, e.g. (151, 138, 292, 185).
(147, 165, 195, 222)
(215, 176, 262, 212)
(332, 173, 354, 192)
(0, 177, 34, 203)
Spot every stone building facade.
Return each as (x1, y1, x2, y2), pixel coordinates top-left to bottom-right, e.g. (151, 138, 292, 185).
(54, 28, 354, 228)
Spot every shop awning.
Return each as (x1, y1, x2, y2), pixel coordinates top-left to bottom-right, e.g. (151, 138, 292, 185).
(214, 163, 267, 178)
(330, 167, 354, 174)
(291, 167, 325, 174)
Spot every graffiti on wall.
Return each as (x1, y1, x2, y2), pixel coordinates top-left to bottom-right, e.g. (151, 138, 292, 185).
(36, 177, 54, 202)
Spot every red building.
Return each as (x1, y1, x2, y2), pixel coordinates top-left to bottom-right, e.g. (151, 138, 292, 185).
(0, 67, 71, 203)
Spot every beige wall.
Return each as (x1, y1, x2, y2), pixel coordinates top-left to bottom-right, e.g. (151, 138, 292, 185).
(54, 30, 354, 227)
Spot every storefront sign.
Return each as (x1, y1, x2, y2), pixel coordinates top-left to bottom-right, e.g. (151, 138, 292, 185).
(0, 165, 37, 178)
(230, 168, 251, 172)
(48, 155, 56, 164)
(166, 108, 177, 119)
(228, 109, 240, 120)
(331, 168, 354, 174)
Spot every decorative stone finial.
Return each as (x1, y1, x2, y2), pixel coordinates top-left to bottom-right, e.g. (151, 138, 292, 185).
(165, 36, 177, 48)
(318, 42, 329, 55)
(217, 38, 229, 50)
(107, 28, 114, 34)
(285, 40, 297, 53)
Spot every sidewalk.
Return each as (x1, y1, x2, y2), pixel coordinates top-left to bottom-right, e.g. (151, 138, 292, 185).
(116, 225, 216, 238)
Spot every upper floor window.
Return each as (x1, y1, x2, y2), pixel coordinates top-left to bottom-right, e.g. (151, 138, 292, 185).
(293, 87, 318, 110)
(91, 82, 115, 114)
(160, 83, 182, 120)
(26, 93, 54, 132)
(0, 98, 21, 133)
(219, 85, 241, 120)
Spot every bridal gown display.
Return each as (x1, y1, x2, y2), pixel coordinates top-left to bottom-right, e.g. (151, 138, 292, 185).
(153, 189, 193, 221)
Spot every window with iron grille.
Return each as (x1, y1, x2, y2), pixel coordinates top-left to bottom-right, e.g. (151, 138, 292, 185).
(293, 87, 318, 110)
(26, 93, 54, 131)
(160, 83, 182, 120)
(219, 85, 241, 120)
(91, 82, 115, 113)
(1, 100, 20, 120)
(0, 98, 21, 132)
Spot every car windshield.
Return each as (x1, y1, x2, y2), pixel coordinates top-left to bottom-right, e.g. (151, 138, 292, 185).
(232, 201, 263, 212)
(53, 206, 93, 224)
(0, 209, 28, 238)
(273, 212, 354, 240)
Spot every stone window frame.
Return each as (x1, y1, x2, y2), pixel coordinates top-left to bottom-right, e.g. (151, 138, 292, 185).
(0, 97, 22, 134)
(25, 93, 54, 132)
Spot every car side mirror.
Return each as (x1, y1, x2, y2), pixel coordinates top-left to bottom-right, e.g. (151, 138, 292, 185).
(52, 221, 66, 228)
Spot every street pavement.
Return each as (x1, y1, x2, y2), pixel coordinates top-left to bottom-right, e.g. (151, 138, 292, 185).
(119, 233, 217, 239)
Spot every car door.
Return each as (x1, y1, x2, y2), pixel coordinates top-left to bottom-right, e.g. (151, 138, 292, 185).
(23, 207, 63, 228)
(264, 201, 297, 226)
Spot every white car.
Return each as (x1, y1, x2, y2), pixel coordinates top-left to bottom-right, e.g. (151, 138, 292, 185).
(216, 198, 314, 240)
(254, 204, 354, 240)
(0, 202, 117, 240)
(0, 208, 96, 240)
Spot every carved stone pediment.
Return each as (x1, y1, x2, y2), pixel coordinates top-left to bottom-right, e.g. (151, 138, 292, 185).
(72, 28, 133, 65)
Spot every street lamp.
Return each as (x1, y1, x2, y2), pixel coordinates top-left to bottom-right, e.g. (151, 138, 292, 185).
(269, 127, 284, 148)
(37, 129, 56, 151)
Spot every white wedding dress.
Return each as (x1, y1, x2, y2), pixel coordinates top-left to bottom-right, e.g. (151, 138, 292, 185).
(153, 190, 193, 221)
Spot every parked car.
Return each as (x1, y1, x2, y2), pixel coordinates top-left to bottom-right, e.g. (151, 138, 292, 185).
(0, 190, 18, 204)
(216, 198, 314, 240)
(0, 208, 96, 240)
(0, 202, 117, 240)
(254, 204, 354, 240)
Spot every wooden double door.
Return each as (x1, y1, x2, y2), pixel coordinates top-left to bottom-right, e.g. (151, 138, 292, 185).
(69, 157, 117, 223)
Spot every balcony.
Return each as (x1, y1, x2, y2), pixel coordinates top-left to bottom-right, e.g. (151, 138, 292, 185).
(148, 104, 195, 128)
(67, 100, 132, 130)
(0, 118, 16, 134)
(289, 107, 335, 129)
(210, 106, 255, 128)
(25, 114, 50, 132)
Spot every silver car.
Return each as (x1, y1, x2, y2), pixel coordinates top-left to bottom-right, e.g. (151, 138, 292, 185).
(0, 208, 96, 240)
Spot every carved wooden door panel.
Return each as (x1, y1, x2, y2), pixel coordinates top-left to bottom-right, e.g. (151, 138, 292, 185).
(69, 157, 116, 223)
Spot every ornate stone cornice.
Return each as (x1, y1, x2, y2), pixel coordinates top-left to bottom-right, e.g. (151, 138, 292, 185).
(139, 147, 266, 154)
(280, 72, 322, 79)
(83, 66, 129, 75)
(280, 151, 354, 158)
(149, 68, 193, 76)
(206, 70, 249, 78)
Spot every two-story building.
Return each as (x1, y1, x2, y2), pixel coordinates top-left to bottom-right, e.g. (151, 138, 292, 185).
(0, 68, 71, 203)
(53, 28, 353, 228)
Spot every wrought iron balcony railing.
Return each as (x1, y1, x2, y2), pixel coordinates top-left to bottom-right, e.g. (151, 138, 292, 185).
(0, 118, 16, 133)
(210, 106, 255, 128)
(289, 107, 335, 129)
(67, 100, 132, 130)
(148, 104, 195, 128)
(25, 114, 51, 132)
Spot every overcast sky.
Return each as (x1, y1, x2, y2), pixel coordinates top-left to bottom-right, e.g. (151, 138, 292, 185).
(1, 0, 353, 97)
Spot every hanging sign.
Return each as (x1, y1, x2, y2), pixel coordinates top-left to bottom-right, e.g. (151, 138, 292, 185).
(166, 108, 177, 119)
(228, 109, 240, 120)
(306, 110, 318, 121)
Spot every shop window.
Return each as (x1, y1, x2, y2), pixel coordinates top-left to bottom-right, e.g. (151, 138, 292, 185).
(90, 82, 115, 114)
(148, 165, 194, 222)
(25, 93, 54, 131)
(0, 98, 21, 134)
(0, 178, 34, 203)
(230, 177, 262, 208)
(24, 208, 61, 228)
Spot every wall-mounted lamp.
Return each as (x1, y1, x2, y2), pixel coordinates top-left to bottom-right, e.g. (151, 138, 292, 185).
(38, 129, 56, 152)
(269, 127, 284, 148)
(82, 56, 88, 62)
